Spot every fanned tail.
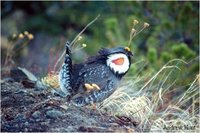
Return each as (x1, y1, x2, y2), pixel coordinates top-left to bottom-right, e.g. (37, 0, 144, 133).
(59, 42, 73, 97)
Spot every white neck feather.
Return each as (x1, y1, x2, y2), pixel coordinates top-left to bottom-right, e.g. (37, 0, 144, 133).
(106, 53, 130, 74)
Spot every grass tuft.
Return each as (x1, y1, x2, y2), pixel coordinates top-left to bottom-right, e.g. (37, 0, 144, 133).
(98, 59, 199, 132)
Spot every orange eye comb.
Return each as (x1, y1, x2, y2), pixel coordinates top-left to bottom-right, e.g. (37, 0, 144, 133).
(112, 57, 124, 65)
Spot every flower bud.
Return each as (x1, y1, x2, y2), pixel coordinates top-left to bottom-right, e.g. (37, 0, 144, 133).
(18, 33, 24, 39)
(133, 19, 139, 25)
(144, 22, 150, 28)
(24, 31, 29, 35)
(131, 28, 137, 34)
(82, 43, 87, 47)
(28, 34, 34, 40)
(12, 33, 17, 38)
(78, 36, 82, 41)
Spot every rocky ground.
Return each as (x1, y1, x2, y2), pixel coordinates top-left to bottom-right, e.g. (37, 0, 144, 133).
(1, 68, 139, 132)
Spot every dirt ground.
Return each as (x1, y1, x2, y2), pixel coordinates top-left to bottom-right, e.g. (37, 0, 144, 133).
(1, 78, 139, 132)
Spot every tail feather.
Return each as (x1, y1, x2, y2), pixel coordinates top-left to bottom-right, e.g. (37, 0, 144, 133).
(59, 42, 73, 97)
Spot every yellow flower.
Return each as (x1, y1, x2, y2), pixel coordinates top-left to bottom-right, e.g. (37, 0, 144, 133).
(18, 33, 24, 39)
(24, 31, 29, 35)
(144, 22, 150, 28)
(82, 43, 87, 47)
(28, 34, 34, 40)
(133, 19, 139, 25)
(131, 28, 137, 34)
(12, 33, 17, 38)
(78, 36, 82, 41)
(41, 73, 59, 88)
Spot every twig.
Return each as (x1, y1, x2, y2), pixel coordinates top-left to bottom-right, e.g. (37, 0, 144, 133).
(54, 14, 100, 71)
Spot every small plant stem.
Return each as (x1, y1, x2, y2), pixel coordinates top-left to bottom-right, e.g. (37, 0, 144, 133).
(134, 26, 145, 38)
(71, 47, 84, 54)
(176, 76, 198, 105)
(13, 40, 29, 53)
(127, 31, 134, 48)
(70, 14, 100, 47)
(127, 26, 145, 48)
(4, 42, 12, 66)
(192, 96, 195, 117)
(4, 38, 16, 66)
(54, 14, 100, 71)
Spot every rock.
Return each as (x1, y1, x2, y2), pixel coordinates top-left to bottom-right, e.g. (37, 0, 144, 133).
(1, 81, 139, 132)
(35, 81, 49, 90)
(21, 80, 36, 88)
(10, 67, 37, 82)
(10, 67, 37, 88)
(46, 109, 64, 119)
(24, 121, 29, 126)
(10, 67, 48, 89)
(15, 114, 26, 121)
(32, 111, 42, 119)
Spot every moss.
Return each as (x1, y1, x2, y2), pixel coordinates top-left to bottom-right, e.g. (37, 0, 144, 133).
(128, 65, 138, 76)
(147, 47, 157, 63)
(172, 43, 196, 60)
(161, 52, 172, 62)
(104, 17, 124, 44)
(147, 39, 159, 50)
(104, 18, 118, 31)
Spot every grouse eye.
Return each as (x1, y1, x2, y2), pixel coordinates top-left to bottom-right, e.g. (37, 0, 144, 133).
(112, 57, 124, 65)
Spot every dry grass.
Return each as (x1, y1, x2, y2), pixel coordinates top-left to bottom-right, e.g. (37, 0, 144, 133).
(98, 59, 199, 132)
(40, 58, 199, 132)
(3, 31, 34, 67)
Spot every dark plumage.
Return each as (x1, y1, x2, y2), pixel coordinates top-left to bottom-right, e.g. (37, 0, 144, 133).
(59, 42, 133, 106)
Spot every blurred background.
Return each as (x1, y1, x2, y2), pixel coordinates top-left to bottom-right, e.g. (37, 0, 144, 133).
(1, 1, 199, 87)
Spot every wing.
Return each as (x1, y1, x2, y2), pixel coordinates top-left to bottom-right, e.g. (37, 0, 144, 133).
(70, 59, 110, 95)
(71, 63, 120, 106)
(76, 63, 112, 92)
(71, 79, 118, 106)
(70, 51, 108, 94)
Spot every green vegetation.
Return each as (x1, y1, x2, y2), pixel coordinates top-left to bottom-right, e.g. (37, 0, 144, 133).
(1, 1, 199, 132)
